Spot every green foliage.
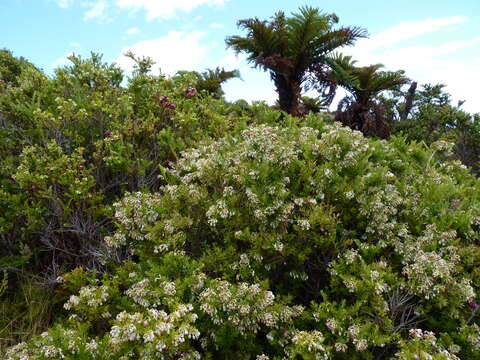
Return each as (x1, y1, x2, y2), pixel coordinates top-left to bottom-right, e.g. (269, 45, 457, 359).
(4, 117, 479, 358)
(194, 67, 240, 99)
(0, 49, 40, 86)
(1, 21, 480, 359)
(329, 55, 408, 105)
(226, 6, 366, 115)
(392, 83, 480, 174)
(0, 51, 282, 349)
(328, 54, 409, 137)
(0, 277, 57, 351)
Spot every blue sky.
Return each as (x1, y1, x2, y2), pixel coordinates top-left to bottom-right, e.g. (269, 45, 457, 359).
(2, 0, 480, 112)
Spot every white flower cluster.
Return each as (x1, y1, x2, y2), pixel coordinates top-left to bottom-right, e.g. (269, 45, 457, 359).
(125, 277, 177, 307)
(466, 324, 480, 349)
(409, 328, 436, 340)
(5, 330, 84, 359)
(402, 250, 456, 299)
(316, 123, 370, 168)
(105, 192, 163, 247)
(290, 330, 329, 358)
(206, 199, 235, 226)
(358, 184, 403, 243)
(40, 345, 63, 358)
(394, 328, 461, 360)
(256, 354, 270, 360)
(396, 225, 475, 301)
(5, 342, 33, 360)
(109, 305, 200, 353)
(170, 125, 322, 231)
(431, 139, 455, 154)
(64, 284, 109, 310)
(199, 280, 303, 335)
(347, 324, 369, 352)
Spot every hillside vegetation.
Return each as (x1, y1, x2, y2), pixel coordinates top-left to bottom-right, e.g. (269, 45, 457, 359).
(1, 6, 480, 360)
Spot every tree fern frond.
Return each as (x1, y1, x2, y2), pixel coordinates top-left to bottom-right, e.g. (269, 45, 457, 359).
(226, 6, 367, 115)
(311, 27, 367, 58)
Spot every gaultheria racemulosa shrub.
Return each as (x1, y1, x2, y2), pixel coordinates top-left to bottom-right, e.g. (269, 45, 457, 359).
(5, 122, 480, 359)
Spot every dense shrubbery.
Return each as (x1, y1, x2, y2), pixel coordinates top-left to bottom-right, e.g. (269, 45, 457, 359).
(0, 49, 289, 348)
(390, 84, 480, 175)
(1, 31, 480, 359)
(3, 97, 480, 357)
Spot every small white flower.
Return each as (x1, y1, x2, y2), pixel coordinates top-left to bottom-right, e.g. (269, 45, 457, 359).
(345, 191, 354, 199)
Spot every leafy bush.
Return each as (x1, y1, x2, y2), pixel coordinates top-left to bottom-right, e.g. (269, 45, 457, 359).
(0, 51, 252, 273)
(0, 51, 281, 348)
(5, 120, 479, 359)
(389, 83, 480, 174)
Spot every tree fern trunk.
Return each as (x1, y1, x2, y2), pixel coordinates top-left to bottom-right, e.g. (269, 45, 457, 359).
(275, 75, 301, 117)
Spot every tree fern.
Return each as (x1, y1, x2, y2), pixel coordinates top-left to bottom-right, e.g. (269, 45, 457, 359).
(226, 7, 366, 116)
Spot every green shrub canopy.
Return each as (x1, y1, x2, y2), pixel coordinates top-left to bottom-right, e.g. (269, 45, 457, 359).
(5, 118, 480, 359)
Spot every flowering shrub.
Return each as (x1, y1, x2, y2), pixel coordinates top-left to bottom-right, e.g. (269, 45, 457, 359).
(184, 87, 198, 98)
(0, 51, 253, 274)
(0, 51, 281, 348)
(5, 120, 480, 358)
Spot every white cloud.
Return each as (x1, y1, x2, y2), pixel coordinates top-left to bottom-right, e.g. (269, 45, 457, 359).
(343, 16, 480, 113)
(381, 38, 480, 60)
(84, 1, 109, 21)
(115, 0, 226, 21)
(126, 27, 140, 35)
(69, 42, 81, 48)
(54, 0, 74, 8)
(417, 57, 480, 112)
(115, 31, 209, 75)
(356, 16, 465, 52)
(216, 52, 243, 70)
(210, 23, 223, 29)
